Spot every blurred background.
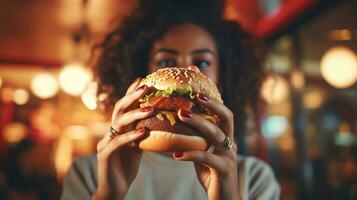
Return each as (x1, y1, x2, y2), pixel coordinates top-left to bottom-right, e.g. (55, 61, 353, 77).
(0, 0, 356, 199)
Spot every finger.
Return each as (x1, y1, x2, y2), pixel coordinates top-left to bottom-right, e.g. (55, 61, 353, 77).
(178, 109, 226, 145)
(113, 106, 154, 131)
(111, 85, 149, 123)
(196, 93, 234, 138)
(126, 77, 142, 95)
(188, 65, 200, 72)
(172, 151, 226, 174)
(99, 106, 154, 150)
(97, 128, 114, 151)
(98, 128, 147, 160)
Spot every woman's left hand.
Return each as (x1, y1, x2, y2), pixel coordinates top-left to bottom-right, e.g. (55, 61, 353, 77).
(174, 93, 240, 200)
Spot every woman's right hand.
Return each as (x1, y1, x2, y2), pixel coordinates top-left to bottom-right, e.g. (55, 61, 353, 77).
(92, 78, 153, 200)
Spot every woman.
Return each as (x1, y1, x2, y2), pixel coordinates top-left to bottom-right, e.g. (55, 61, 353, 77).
(61, 1, 280, 199)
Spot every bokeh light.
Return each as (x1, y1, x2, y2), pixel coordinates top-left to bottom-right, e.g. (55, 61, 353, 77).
(1, 87, 13, 102)
(59, 63, 92, 96)
(81, 82, 98, 110)
(3, 122, 27, 143)
(303, 89, 324, 109)
(0, 76, 2, 88)
(65, 125, 90, 140)
(291, 70, 305, 90)
(13, 89, 30, 105)
(334, 123, 356, 146)
(31, 73, 59, 99)
(261, 75, 289, 105)
(320, 46, 357, 88)
(262, 115, 289, 139)
(54, 125, 92, 178)
(329, 29, 352, 41)
(277, 133, 295, 151)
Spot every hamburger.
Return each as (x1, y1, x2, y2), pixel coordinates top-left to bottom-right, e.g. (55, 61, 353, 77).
(135, 67, 222, 152)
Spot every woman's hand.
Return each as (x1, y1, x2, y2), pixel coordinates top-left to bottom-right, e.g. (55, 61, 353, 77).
(174, 93, 240, 200)
(92, 79, 154, 200)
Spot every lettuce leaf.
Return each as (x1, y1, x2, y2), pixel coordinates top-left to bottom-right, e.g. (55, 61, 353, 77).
(140, 86, 195, 103)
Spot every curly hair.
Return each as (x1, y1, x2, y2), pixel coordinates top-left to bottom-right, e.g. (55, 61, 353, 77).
(94, 0, 265, 141)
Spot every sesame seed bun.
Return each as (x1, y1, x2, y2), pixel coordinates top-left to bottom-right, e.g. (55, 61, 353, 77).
(138, 130, 208, 152)
(139, 67, 223, 103)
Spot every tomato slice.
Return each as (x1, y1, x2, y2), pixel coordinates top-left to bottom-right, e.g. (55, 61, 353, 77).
(148, 96, 194, 111)
(173, 96, 195, 111)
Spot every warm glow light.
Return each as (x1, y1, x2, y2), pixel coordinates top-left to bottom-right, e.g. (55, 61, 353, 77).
(3, 123, 27, 143)
(59, 63, 92, 96)
(261, 75, 289, 105)
(224, 4, 239, 21)
(329, 29, 352, 41)
(54, 134, 73, 179)
(31, 73, 59, 99)
(320, 46, 357, 88)
(88, 121, 110, 137)
(54, 124, 91, 179)
(0, 76, 2, 88)
(1, 87, 13, 102)
(291, 70, 305, 90)
(81, 82, 98, 110)
(303, 90, 324, 109)
(277, 133, 295, 151)
(65, 125, 93, 155)
(65, 125, 90, 140)
(13, 89, 29, 105)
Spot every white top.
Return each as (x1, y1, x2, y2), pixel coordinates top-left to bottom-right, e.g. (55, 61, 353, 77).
(61, 152, 280, 200)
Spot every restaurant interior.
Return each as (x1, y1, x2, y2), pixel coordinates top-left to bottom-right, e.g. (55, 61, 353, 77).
(0, 0, 356, 199)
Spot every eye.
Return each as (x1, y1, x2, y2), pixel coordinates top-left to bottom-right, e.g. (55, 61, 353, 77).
(157, 59, 176, 68)
(194, 60, 210, 69)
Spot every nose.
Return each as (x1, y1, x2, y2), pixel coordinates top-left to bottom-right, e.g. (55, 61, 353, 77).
(177, 55, 192, 68)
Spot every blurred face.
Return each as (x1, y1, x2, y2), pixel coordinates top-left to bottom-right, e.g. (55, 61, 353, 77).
(149, 23, 219, 84)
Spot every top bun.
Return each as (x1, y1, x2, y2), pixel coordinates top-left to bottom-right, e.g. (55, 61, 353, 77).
(139, 67, 223, 103)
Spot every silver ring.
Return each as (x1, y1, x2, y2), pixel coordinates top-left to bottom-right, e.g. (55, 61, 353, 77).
(214, 137, 233, 151)
(109, 126, 120, 139)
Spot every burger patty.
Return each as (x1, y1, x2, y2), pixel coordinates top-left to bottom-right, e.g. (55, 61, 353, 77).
(136, 116, 202, 137)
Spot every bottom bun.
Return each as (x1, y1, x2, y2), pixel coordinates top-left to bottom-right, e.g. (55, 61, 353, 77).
(138, 130, 208, 152)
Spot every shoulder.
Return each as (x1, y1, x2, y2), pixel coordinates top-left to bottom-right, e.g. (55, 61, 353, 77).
(237, 156, 280, 200)
(238, 156, 275, 179)
(60, 155, 98, 200)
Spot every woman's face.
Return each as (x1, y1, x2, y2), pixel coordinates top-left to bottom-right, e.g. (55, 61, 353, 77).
(149, 23, 219, 84)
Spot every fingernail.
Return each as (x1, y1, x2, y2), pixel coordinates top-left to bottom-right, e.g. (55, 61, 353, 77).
(188, 65, 200, 72)
(135, 77, 142, 82)
(180, 110, 192, 118)
(136, 85, 146, 91)
(173, 152, 183, 158)
(140, 106, 153, 112)
(136, 127, 146, 134)
(197, 93, 209, 101)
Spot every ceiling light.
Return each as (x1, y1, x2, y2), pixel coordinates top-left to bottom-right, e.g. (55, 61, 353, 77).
(31, 73, 59, 99)
(320, 46, 357, 88)
(59, 63, 92, 96)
